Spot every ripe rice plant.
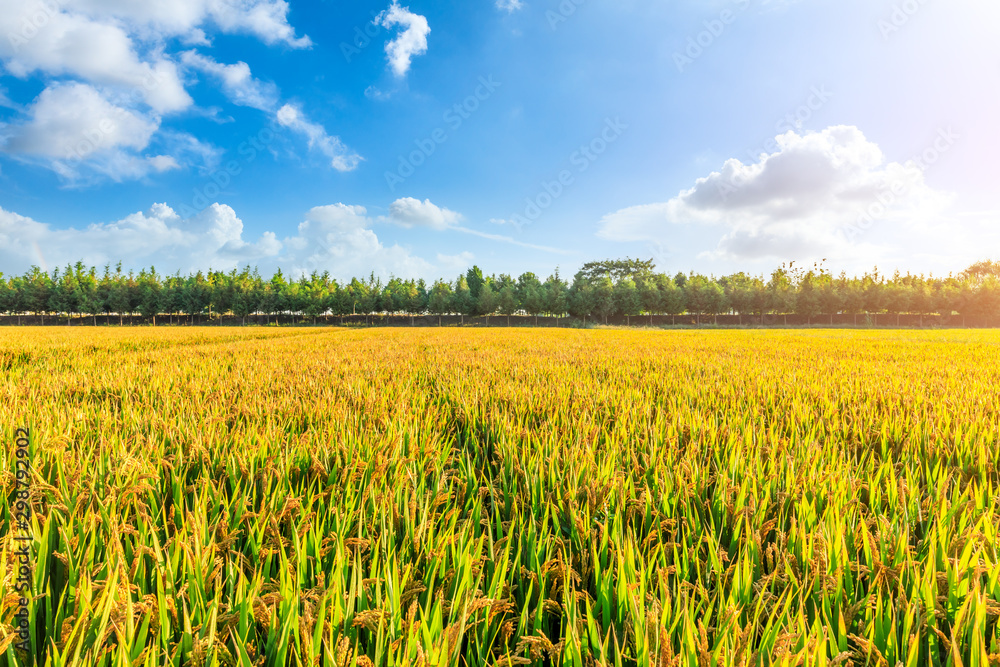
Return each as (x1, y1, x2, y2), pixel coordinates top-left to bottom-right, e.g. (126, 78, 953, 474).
(1, 327, 998, 666)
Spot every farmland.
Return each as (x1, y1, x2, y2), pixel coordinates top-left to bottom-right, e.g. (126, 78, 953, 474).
(1, 327, 998, 666)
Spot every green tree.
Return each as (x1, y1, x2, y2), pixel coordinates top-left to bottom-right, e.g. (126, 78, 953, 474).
(720, 273, 757, 325)
(544, 272, 569, 319)
(615, 278, 641, 326)
(794, 271, 823, 325)
(0, 276, 12, 320)
(580, 257, 656, 282)
(466, 266, 486, 301)
(593, 277, 616, 324)
(685, 274, 722, 325)
(49, 264, 81, 324)
(497, 284, 518, 326)
(427, 280, 453, 325)
(568, 272, 595, 324)
(25, 266, 53, 324)
(451, 276, 474, 324)
(138, 268, 162, 325)
(476, 280, 498, 323)
(767, 267, 794, 325)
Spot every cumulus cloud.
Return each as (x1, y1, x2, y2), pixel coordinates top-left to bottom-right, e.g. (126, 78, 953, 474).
(0, 0, 339, 182)
(275, 104, 362, 172)
(0, 1, 192, 114)
(179, 55, 362, 173)
(2, 83, 158, 159)
(496, 0, 525, 12)
(0, 196, 572, 280)
(385, 198, 463, 230)
(285, 204, 435, 279)
(56, 0, 310, 48)
(0, 203, 281, 274)
(598, 125, 956, 263)
(180, 51, 280, 112)
(0, 82, 184, 182)
(0, 201, 455, 281)
(437, 251, 476, 273)
(376, 2, 430, 77)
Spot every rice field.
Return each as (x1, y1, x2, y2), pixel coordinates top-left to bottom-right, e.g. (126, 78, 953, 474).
(1, 327, 998, 667)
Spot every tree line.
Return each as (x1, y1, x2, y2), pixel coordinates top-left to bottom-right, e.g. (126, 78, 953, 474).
(1, 258, 999, 326)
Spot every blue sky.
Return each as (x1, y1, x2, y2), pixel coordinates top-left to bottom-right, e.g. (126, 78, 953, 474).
(1, 0, 998, 281)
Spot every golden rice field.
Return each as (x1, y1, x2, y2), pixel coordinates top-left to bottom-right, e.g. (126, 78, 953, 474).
(1, 327, 999, 667)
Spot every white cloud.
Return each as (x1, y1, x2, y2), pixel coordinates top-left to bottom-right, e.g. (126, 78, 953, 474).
(437, 251, 476, 273)
(286, 204, 435, 279)
(385, 198, 463, 230)
(0, 87, 17, 109)
(0, 0, 331, 181)
(0, 82, 187, 182)
(179, 55, 362, 173)
(496, 0, 525, 12)
(180, 51, 279, 112)
(381, 198, 569, 254)
(1, 83, 158, 159)
(0, 202, 281, 274)
(376, 2, 430, 77)
(275, 104, 362, 172)
(0, 195, 578, 281)
(0, 201, 456, 281)
(598, 125, 956, 264)
(488, 217, 526, 230)
(0, 1, 192, 114)
(63, 0, 310, 47)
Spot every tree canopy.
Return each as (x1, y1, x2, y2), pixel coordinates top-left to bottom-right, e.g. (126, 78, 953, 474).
(1, 259, 998, 326)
